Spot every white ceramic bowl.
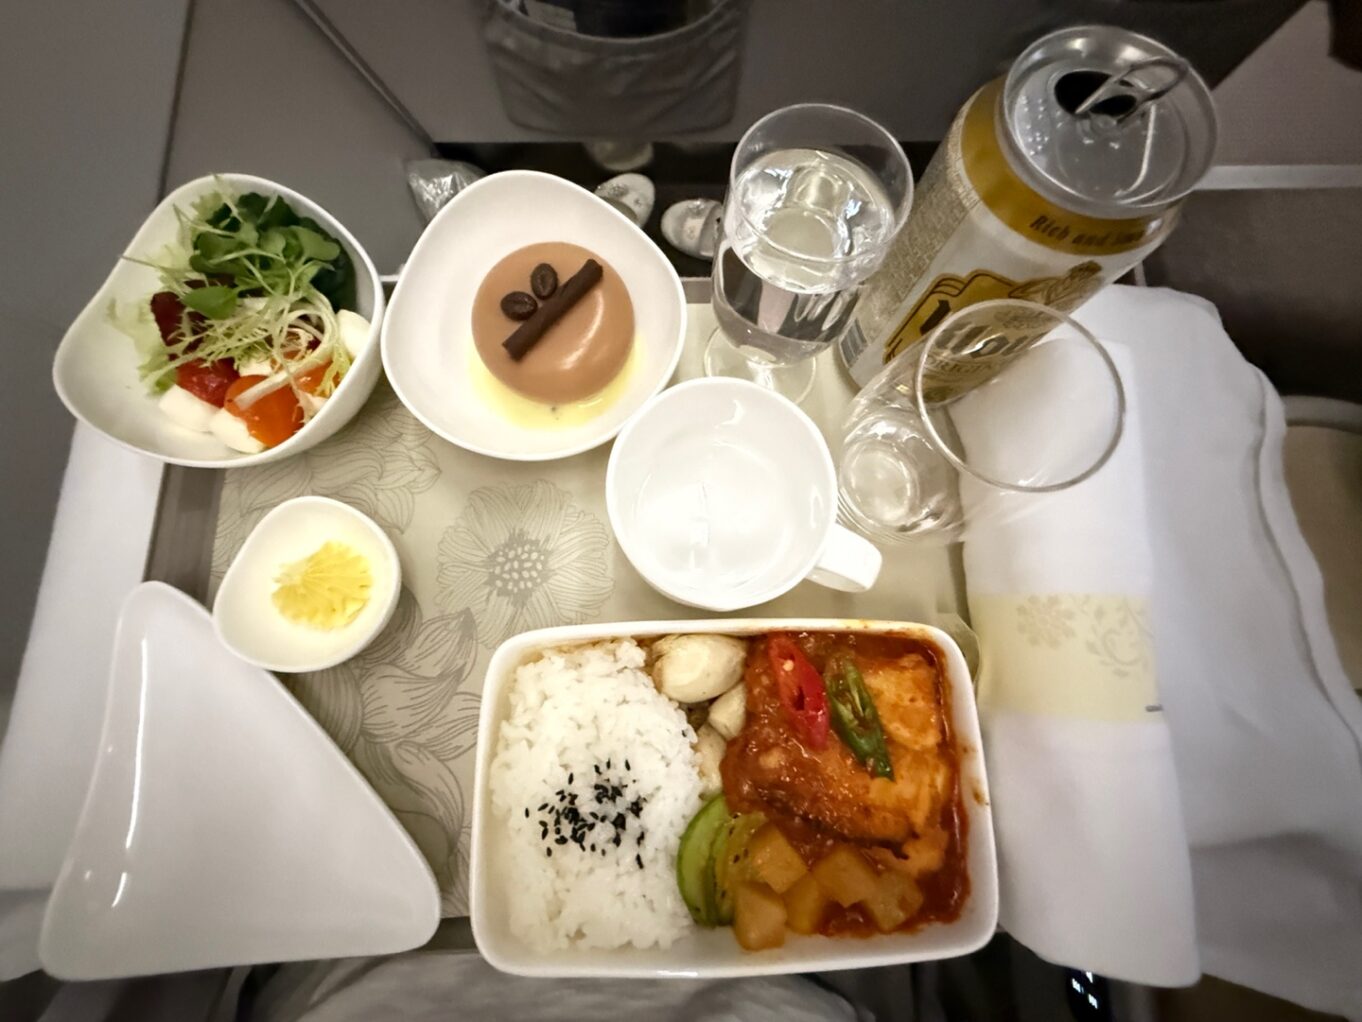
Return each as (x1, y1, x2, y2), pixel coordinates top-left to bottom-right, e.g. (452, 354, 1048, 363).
(381, 170, 686, 461)
(213, 496, 401, 673)
(470, 619, 998, 978)
(53, 173, 385, 468)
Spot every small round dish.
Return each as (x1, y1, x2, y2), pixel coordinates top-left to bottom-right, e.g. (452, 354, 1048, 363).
(381, 170, 686, 462)
(213, 497, 400, 673)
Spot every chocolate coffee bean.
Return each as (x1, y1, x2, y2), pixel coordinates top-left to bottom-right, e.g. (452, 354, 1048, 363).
(500, 291, 538, 321)
(530, 263, 559, 300)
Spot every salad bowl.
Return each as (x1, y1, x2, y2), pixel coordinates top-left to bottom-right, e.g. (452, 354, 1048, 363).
(52, 173, 384, 468)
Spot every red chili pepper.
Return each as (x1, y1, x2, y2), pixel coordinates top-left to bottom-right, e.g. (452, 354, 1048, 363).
(766, 634, 829, 750)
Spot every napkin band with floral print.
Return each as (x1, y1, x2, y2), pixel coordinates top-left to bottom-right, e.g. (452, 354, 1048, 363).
(972, 594, 1160, 721)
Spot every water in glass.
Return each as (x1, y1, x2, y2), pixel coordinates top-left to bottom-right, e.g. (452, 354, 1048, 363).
(713, 147, 897, 363)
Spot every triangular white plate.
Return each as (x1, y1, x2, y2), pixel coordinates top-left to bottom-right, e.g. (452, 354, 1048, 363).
(39, 582, 440, 980)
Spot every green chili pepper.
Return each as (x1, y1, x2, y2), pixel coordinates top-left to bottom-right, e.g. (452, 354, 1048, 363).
(826, 656, 894, 779)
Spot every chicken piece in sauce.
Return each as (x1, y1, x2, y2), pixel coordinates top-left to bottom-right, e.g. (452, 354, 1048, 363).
(721, 633, 954, 849)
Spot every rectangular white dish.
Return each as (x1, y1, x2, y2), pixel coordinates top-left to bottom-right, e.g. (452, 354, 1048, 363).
(470, 618, 998, 977)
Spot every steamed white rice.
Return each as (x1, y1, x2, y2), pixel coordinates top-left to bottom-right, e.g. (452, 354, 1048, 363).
(489, 639, 703, 951)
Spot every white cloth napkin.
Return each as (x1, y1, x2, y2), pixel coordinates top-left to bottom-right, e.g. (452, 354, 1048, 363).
(959, 340, 1200, 986)
(0, 424, 161, 977)
(1109, 287, 1362, 1018)
(965, 286, 1362, 1016)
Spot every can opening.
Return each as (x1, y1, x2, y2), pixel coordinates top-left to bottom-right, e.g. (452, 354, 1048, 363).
(1053, 70, 1138, 119)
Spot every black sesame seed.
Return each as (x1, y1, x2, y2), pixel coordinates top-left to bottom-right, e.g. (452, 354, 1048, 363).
(568, 772, 574, 784)
(524, 808, 529, 818)
(538, 802, 548, 811)
(545, 848, 552, 858)
(555, 836, 567, 845)
(606, 758, 611, 769)
(625, 759, 631, 771)
(636, 854, 643, 869)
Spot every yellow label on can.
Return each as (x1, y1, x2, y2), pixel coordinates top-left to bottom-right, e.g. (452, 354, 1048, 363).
(961, 81, 1177, 257)
(886, 260, 1104, 368)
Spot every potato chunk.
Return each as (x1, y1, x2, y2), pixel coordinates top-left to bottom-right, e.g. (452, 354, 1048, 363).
(783, 872, 831, 935)
(811, 844, 878, 907)
(750, 824, 808, 894)
(734, 882, 786, 950)
(861, 870, 924, 933)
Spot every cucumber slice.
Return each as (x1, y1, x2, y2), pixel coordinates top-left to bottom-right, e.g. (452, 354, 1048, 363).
(712, 812, 765, 925)
(676, 793, 730, 926)
(709, 819, 736, 926)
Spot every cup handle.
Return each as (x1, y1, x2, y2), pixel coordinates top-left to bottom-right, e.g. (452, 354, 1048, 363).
(807, 524, 881, 593)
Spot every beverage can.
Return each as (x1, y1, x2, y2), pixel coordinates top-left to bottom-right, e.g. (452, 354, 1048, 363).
(839, 25, 1218, 390)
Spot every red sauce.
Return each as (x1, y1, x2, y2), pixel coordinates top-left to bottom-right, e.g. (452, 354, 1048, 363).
(721, 631, 970, 938)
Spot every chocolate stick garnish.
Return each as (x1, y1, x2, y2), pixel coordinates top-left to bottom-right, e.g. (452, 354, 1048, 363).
(502, 259, 603, 362)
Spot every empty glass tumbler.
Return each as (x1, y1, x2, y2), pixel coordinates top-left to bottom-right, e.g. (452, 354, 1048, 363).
(836, 299, 1125, 544)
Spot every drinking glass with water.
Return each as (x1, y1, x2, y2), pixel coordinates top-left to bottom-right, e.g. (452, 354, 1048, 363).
(703, 104, 913, 403)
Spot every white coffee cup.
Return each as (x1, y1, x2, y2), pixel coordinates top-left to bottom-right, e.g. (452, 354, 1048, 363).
(606, 378, 882, 611)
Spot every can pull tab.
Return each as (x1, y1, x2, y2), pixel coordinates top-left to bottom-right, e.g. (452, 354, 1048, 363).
(1071, 56, 1190, 125)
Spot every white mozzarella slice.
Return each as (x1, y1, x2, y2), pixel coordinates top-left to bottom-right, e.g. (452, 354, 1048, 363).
(237, 357, 275, 377)
(157, 385, 218, 433)
(209, 409, 265, 454)
(336, 310, 371, 360)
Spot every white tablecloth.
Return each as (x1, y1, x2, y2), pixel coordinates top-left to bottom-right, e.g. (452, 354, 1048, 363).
(0, 425, 161, 977)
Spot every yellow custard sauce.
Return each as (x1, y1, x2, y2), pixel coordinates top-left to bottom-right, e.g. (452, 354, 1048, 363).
(468, 342, 637, 429)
